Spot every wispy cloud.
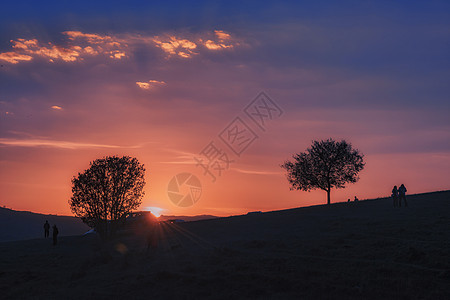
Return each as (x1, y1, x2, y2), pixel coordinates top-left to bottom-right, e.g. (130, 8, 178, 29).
(10, 38, 81, 62)
(136, 79, 166, 90)
(0, 138, 139, 149)
(0, 30, 244, 64)
(214, 30, 231, 40)
(154, 30, 240, 57)
(158, 160, 197, 165)
(0, 32, 127, 64)
(153, 36, 198, 58)
(51, 105, 63, 110)
(0, 52, 33, 64)
(63, 31, 119, 44)
(158, 148, 198, 165)
(202, 30, 236, 50)
(232, 167, 283, 176)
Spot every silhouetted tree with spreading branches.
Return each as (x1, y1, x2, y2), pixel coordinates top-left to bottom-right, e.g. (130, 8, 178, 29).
(69, 156, 145, 238)
(281, 139, 365, 205)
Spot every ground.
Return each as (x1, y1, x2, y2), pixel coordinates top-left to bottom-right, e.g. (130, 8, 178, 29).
(0, 191, 449, 299)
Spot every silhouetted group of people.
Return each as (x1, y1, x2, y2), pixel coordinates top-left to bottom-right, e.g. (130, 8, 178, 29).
(43, 220, 59, 245)
(347, 196, 359, 202)
(392, 184, 407, 207)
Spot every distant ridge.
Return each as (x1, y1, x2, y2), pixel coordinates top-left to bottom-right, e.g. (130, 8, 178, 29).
(1, 190, 447, 242)
(0, 207, 218, 242)
(158, 214, 218, 222)
(0, 207, 89, 242)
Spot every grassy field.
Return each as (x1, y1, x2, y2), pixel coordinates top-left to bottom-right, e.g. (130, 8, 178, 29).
(0, 191, 449, 299)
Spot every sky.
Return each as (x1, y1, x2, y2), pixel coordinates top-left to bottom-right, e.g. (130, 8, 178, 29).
(1, 1, 449, 217)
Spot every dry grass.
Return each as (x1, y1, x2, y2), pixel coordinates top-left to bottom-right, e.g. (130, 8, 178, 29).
(0, 191, 449, 299)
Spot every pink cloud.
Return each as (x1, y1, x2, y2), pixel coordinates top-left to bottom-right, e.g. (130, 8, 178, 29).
(152, 31, 240, 57)
(0, 52, 33, 64)
(8, 38, 81, 62)
(153, 36, 198, 58)
(63, 31, 116, 44)
(110, 51, 126, 59)
(0, 32, 128, 64)
(0, 30, 245, 64)
(214, 30, 231, 40)
(0, 138, 125, 149)
(201, 30, 239, 50)
(136, 80, 166, 90)
(203, 40, 234, 50)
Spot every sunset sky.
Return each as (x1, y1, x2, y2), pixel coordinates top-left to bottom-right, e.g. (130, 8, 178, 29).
(1, 1, 449, 217)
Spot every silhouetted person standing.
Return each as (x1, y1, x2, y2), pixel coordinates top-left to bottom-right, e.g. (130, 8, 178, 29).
(398, 184, 407, 207)
(392, 186, 399, 207)
(44, 220, 50, 238)
(354, 196, 359, 202)
(52, 225, 59, 246)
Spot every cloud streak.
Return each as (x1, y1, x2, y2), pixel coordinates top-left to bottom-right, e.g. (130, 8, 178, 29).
(0, 138, 139, 149)
(136, 80, 166, 90)
(232, 168, 283, 176)
(0, 52, 33, 64)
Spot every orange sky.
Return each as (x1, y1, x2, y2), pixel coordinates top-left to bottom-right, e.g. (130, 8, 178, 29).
(1, 5, 450, 216)
(1, 93, 449, 216)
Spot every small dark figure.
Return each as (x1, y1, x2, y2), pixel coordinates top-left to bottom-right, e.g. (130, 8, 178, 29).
(44, 220, 50, 238)
(398, 184, 407, 207)
(392, 186, 399, 207)
(52, 225, 59, 246)
(354, 196, 359, 202)
(347, 198, 351, 203)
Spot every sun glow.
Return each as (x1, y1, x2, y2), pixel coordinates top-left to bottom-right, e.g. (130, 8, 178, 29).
(144, 206, 165, 217)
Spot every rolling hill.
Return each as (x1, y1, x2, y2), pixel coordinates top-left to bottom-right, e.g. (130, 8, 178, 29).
(0, 207, 89, 242)
(0, 190, 449, 299)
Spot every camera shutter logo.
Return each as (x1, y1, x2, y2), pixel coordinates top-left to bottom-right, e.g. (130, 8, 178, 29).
(167, 173, 202, 207)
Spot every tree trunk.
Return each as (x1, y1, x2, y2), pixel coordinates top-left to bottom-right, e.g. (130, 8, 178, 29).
(327, 189, 331, 205)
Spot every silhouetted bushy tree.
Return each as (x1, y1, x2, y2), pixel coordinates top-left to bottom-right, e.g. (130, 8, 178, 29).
(69, 156, 145, 238)
(281, 139, 364, 205)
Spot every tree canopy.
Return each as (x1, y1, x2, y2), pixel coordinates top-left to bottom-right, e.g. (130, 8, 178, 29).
(281, 138, 365, 204)
(69, 156, 146, 237)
